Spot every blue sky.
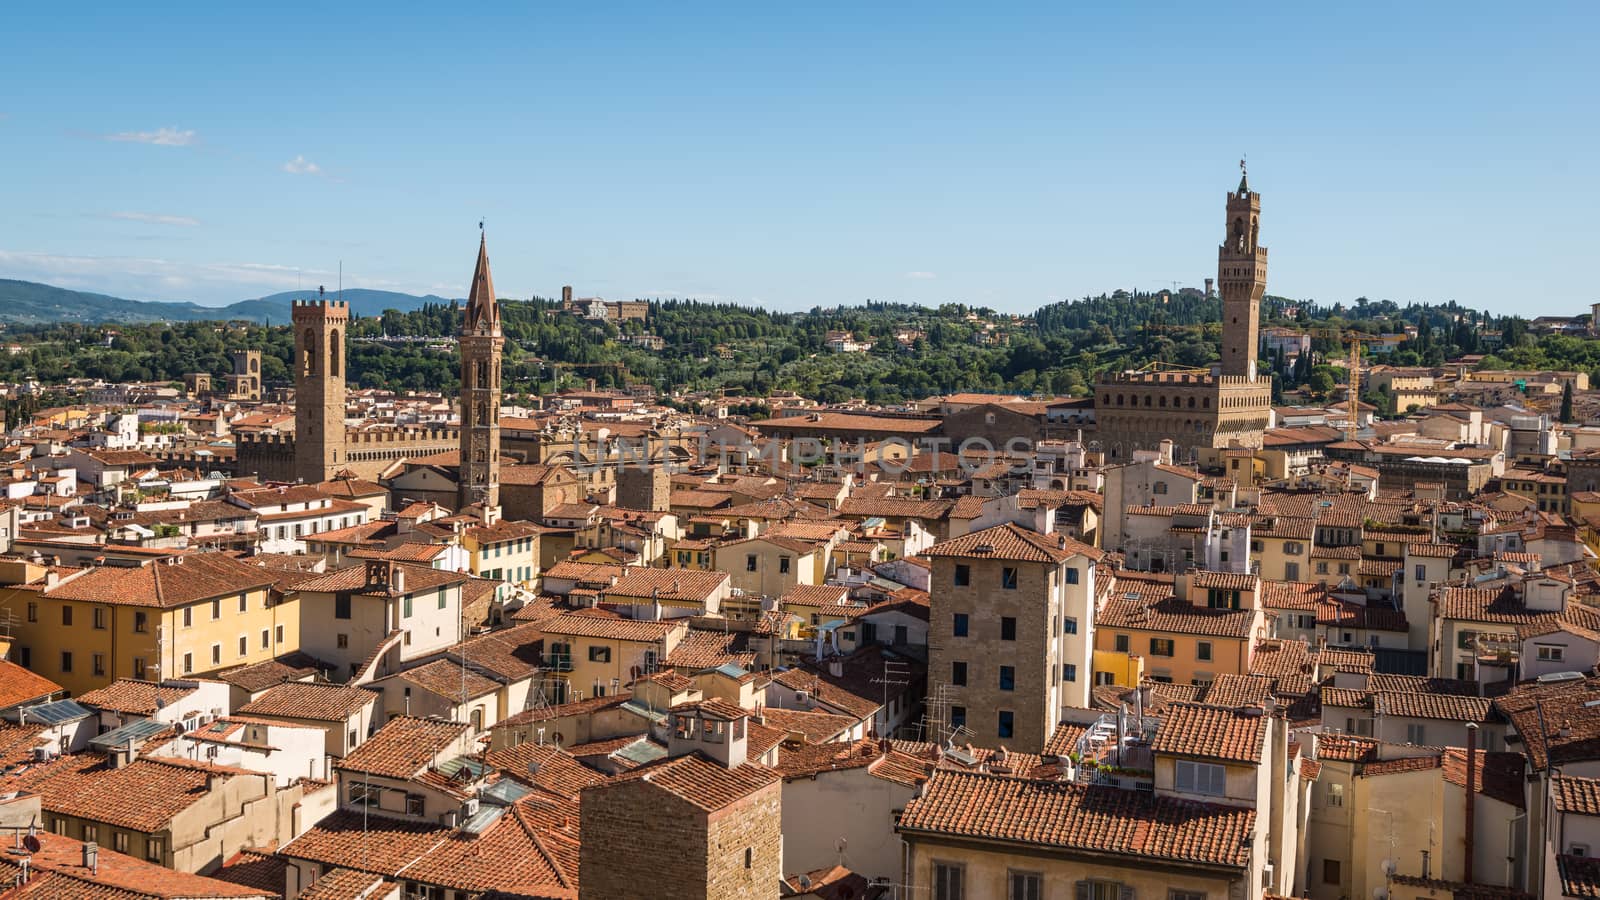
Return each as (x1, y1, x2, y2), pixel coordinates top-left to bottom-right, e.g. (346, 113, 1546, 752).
(1, 3, 1595, 315)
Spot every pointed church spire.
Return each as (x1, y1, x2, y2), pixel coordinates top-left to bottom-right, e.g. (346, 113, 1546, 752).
(1237, 157, 1250, 194)
(465, 231, 499, 334)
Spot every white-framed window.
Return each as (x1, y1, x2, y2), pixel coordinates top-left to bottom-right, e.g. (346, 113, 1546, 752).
(1538, 645, 1565, 662)
(1327, 782, 1344, 807)
(1173, 759, 1225, 796)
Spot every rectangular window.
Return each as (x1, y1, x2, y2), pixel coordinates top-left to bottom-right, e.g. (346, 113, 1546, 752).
(403, 594, 413, 618)
(779, 556, 791, 574)
(588, 646, 612, 663)
(1064, 616, 1078, 635)
(211, 643, 221, 665)
(1174, 759, 1226, 796)
(952, 613, 969, 637)
(238, 593, 248, 613)
(132, 657, 146, 679)
(337, 634, 349, 649)
(406, 794, 425, 816)
(25, 603, 35, 623)
(950, 706, 966, 730)
(238, 636, 248, 657)
(1406, 723, 1427, 745)
(275, 624, 285, 644)
(1169, 892, 1207, 900)
(61, 606, 72, 627)
(1007, 871, 1042, 900)
(1001, 567, 1018, 590)
(1115, 634, 1130, 653)
(183, 606, 193, 627)
(1285, 562, 1300, 581)
(1538, 645, 1565, 661)
(1001, 617, 1016, 641)
(1415, 564, 1426, 582)
(1197, 641, 1213, 662)
(82, 824, 96, 843)
(92, 608, 106, 630)
(951, 661, 967, 686)
(953, 564, 970, 586)
(182, 652, 193, 674)
(113, 832, 128, 853)
(134, 611, 148, 632)
(997, 710, 1014, 739)
(1083, 881, 1124, 900)
(999, 666, 1014, 691)
(746, 555, 758, 572)
(261, 629, 270, 649)
(1323, 859, 1341, 884)
(437, 588, 447, 610)
(1063, 663, 1077, 682)
(1065, 567, 1079, 585)
(1327, 782, 1344, 807)
(934, 862, 964, 900)
(147, 838, 164, 863)
(336, 594, 352, 619)
(211, 597, 220, 620)
(1150, 638, 1175, 657)
(59, 651, 72, 674)
(92, 654, 105, 677)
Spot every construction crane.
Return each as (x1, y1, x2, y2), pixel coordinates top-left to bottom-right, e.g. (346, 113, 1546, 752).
(1307, 327, 1377, 443)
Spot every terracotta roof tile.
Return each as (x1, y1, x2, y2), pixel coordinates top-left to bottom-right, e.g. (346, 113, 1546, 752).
(44, 554, 275, 608)
(897, 769, 1255, 868)
(237, 682, 376, 722)
(1150, 703, 1268, 764)
(335, 716, 468, 780)
(923, 522, 1102, 564)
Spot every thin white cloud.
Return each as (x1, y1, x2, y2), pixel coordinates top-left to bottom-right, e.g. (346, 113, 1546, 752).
(104, 127, 196, 147)
(106, 211, 200, 227)
(282, 155, 323, 176)
(905, 271, 937, 280)
(0, 249, 421, 304)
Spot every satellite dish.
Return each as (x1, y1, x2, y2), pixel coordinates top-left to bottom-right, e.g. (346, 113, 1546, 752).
(22, 835, 39, 853)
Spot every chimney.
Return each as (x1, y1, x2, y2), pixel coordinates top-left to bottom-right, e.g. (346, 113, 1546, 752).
(82, 841, 97, 874)
(1464, 722, 1478, 884)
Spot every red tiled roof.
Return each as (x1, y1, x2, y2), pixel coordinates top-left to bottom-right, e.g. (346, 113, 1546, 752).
(598, 751, 779, 812)
(238, 681, 376, 722)
(335, 716, 467, 780)
(44, 554, 275, 608)
(897, 769, 1255, 868)
(1150, 703, 1268, 764)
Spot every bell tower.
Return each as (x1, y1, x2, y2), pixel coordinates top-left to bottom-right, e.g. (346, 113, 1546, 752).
(293, 290, 348, 484)
(458, 231, 504, 513)
(1218, 163, 1267, 379)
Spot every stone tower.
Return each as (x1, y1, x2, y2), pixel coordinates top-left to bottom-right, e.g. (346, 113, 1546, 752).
(458, 233, 504, 512)
(292, 292, 349, 484)
(1218, 167, 1268, 379)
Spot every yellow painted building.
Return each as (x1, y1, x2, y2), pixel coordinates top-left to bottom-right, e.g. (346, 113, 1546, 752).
(462, 519, 542, 586)
(0, 554, 298, 695)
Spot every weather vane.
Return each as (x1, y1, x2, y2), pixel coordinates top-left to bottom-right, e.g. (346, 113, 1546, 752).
(1240, 155, 1247, 176)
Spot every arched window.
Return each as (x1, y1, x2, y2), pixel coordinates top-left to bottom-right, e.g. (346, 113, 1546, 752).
(1233, 217, 1245, 251)
(329, 330, 341, 377)
(301, 329, 317, 375)
(475, 360, 488, 388)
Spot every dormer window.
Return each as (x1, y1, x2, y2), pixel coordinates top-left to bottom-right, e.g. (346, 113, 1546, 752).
(703, 718, 725, 744)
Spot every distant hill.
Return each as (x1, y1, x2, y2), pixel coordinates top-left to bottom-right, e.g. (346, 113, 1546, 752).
(0, 280, 456, 325)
